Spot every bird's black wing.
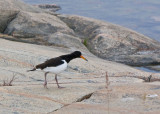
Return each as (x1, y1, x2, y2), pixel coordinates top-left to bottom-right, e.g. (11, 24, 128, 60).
(36, 57, 64, 70)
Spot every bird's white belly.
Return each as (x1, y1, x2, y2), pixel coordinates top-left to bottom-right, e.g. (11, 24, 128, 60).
(43, 60, 67, 74)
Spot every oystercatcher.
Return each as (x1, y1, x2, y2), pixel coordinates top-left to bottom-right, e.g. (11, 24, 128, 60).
(27, 51, 88, 88)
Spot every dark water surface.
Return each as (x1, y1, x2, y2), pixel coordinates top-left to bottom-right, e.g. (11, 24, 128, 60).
(23, 0, 160, 42)
(136, 67, 160, 73)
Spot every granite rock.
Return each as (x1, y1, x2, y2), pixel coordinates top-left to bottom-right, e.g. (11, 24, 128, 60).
(58, 14, 160, 66)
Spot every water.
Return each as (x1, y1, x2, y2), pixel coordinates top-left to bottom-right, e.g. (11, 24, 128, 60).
(136, 67, 160, 73)
(22, 0, 160, 42)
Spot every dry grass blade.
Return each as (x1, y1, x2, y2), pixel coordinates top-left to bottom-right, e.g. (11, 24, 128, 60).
(0, 73, 17, 86)
(2, 80, 6, 86)
(105, 72, 112, 114)
(105, 72, 110, 89)
(8, 74, 16, 86)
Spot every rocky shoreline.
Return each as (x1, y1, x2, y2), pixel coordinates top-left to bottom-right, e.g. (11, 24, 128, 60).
(0, 0, 160, 113)
(1, 0, 160, 66)
(34, 4, 61, 12)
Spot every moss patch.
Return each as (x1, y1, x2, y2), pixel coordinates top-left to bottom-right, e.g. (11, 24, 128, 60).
(83, 38, 88, 47)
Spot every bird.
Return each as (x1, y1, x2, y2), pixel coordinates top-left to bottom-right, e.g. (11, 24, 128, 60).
(27, 51, 88, 88)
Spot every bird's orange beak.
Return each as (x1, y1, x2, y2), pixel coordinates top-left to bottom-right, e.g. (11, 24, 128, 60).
(80, 55, 88, 61)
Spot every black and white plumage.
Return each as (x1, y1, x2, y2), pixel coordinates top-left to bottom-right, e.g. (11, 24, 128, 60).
(27, 51, 88, 88)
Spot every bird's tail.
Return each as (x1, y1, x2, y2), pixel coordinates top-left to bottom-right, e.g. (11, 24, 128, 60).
(27, 67, 36, 72)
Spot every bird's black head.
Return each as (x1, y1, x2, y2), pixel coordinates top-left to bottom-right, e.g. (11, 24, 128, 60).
(61, 51, 88, 63)
(71, 51, 88, 61)
(71, 51, 82, 58)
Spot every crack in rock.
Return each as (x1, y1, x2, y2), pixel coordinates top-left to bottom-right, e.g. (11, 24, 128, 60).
(76, 93, 93, 102)
(48, 92, 94, 113)
(3, 11, 20, 33)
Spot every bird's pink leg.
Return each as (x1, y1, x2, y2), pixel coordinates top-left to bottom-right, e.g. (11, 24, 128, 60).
(44, 72, 49, 89)
(55, 74, 64, 88)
